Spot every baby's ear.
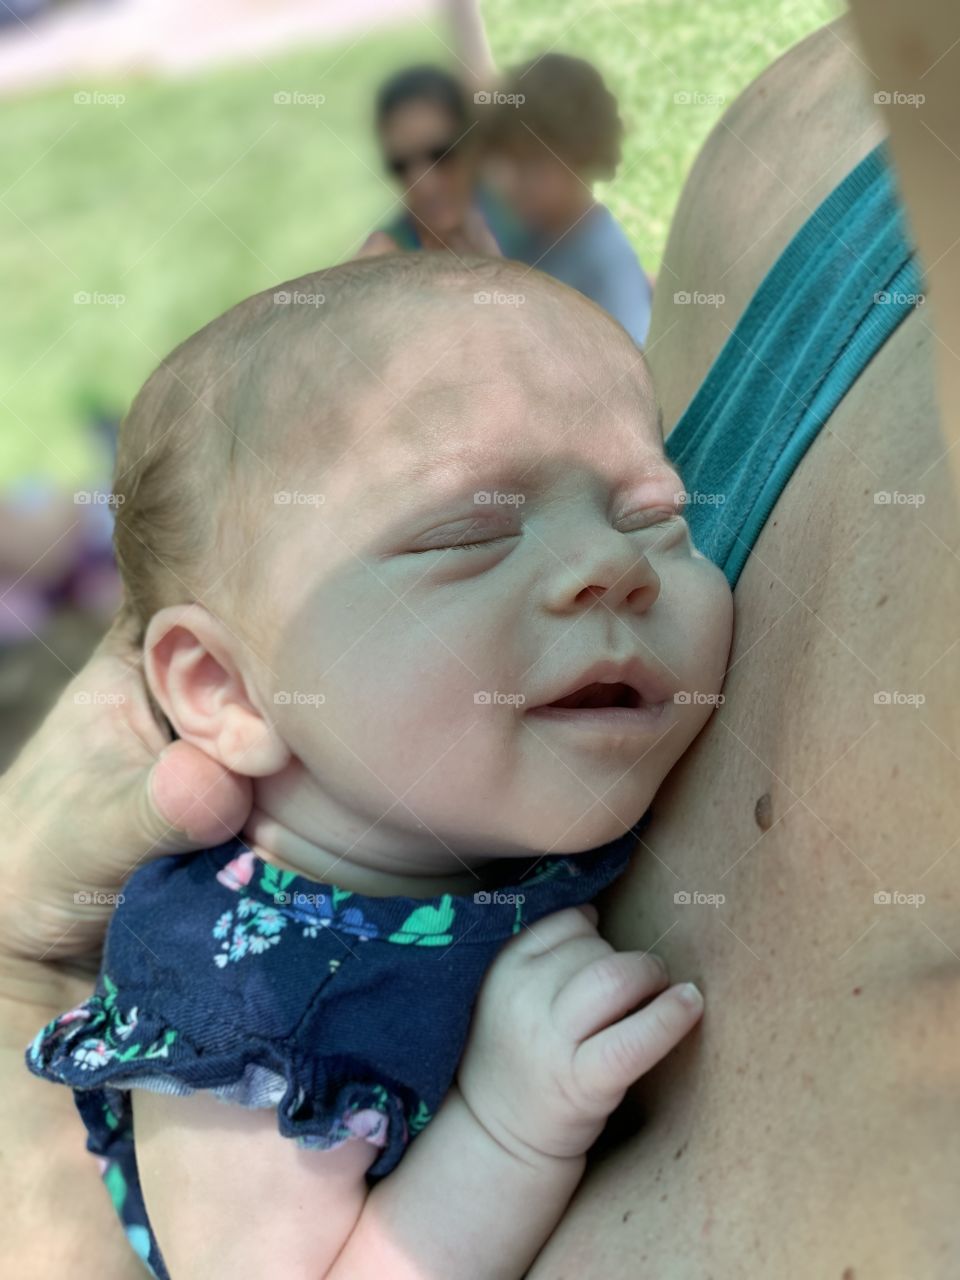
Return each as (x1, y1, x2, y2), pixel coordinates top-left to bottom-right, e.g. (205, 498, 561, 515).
(143, 604, 290, 778)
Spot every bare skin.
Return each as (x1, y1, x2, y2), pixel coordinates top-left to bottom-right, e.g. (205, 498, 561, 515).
(528, 16, 960, 1278)
(1, 8, 957, 1278)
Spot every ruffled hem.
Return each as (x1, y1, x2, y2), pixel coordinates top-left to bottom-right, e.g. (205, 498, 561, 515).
(26, 984, 414, 1178)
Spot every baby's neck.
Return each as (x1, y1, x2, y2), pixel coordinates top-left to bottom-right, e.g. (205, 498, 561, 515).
(241, 805, 495, 901)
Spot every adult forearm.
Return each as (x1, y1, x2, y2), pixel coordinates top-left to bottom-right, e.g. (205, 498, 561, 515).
(846, 0, 960, 492)
(329, 1085, 584, 1280)
(443, 0, 497, 85)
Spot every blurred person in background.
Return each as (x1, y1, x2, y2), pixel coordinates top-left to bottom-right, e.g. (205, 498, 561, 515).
(483, 53, 654, 346)
(356, 64, 530, 258)
(359, 54, 653, 347)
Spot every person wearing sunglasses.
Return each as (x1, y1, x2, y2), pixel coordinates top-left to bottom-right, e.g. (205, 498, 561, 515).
(357, 64, 530, 260)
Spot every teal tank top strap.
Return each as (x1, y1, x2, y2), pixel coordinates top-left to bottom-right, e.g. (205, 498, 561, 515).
(667, 140, 923, 587)
(379, 209, 421, 250)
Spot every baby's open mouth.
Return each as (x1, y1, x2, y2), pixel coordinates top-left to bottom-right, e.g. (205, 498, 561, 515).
(546, 681, 642, 710)
(525, 659, 676, 737)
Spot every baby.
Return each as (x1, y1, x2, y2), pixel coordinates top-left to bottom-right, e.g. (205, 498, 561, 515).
(27, 253, 732, 1279)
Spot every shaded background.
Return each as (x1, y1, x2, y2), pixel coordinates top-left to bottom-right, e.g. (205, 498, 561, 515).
(0, 0, 839, 766)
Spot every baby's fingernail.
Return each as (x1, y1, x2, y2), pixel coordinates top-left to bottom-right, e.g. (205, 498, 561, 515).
(677, 982, 703, 1009)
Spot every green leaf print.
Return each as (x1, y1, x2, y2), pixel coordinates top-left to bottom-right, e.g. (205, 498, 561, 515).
(144, 1029, 177, 1058)
(511, 899, 523, 935)
(387, 894, 456, 946)
(331, 886, 353, 909)
(259, 864, 296, 898)
(102, 973, 118, 1010)
(408, 1100, 432, 1134)
(103, 1160, 128, 1212)
(518, 859, 568, 892)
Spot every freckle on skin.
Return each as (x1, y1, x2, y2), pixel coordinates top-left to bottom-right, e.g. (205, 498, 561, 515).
(876, 594, 888, 607)
(622, 1210, 632, 1224)
(755, 792, 773, 831)
(674, 1142, 687, 1160)
(842, 1268, 856, 1280)
(852, 987, 862, 996)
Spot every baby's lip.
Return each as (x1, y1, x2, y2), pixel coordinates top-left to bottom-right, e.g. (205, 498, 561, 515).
(529, 656, 677, 711)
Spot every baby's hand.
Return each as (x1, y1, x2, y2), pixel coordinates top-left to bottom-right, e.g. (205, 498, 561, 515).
(457, 905, 703, 1162)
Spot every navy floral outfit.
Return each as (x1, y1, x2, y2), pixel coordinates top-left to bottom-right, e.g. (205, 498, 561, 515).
(26, 826, 642, 1278)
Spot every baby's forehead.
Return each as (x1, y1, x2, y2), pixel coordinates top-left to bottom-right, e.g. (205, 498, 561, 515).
(263, 278, 669, 510)
(308, 366, 671, 530)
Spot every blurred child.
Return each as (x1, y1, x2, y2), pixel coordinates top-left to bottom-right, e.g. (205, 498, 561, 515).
(486, 53, 654, 345)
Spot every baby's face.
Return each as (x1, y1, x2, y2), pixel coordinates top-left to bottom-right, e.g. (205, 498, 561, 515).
(248, 291, 732, 864)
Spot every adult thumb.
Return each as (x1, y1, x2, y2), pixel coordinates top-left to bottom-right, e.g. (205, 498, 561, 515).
(143, 740, 253, 851)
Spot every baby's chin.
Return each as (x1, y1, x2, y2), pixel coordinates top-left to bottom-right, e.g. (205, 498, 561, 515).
(477, 800, 651, 860)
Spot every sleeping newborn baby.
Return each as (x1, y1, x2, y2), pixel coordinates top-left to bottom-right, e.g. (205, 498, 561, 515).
(27, 254, 732, 1279)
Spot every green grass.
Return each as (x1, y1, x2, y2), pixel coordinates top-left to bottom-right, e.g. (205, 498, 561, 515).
(1, 0, 840, 487)
(483, 0, 842, 259)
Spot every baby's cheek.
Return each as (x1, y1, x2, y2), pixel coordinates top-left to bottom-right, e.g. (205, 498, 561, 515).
(680, 562, 733, 685)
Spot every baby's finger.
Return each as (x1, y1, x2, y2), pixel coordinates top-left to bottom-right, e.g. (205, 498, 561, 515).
(552, 951, 669, 1042)
(573, 983, 704, 1104)
(512, 905, 601, 956)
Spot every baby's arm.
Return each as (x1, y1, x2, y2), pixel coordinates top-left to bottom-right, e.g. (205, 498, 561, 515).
(135, 905, 701, 1279)
(332, 905, 702, 1278)
(133, 1088, 378, 1277)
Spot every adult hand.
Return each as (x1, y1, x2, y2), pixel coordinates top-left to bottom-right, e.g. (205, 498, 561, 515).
(0, 607, 252, 967)
(444, 206, 503, 256)
(354, 213, 502, 260)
